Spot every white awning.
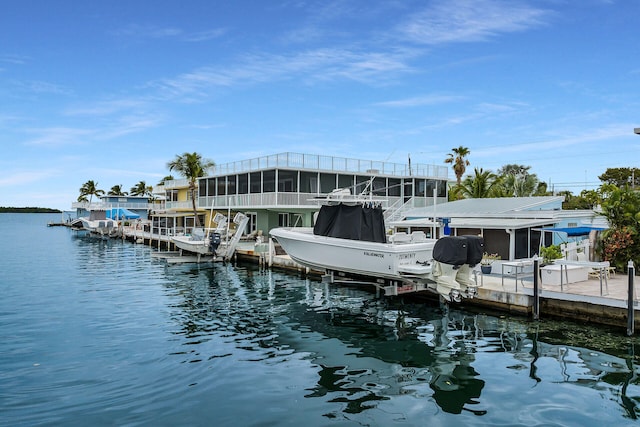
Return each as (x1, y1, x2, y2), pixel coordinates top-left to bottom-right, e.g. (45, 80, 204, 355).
(390, 217, 554, 230)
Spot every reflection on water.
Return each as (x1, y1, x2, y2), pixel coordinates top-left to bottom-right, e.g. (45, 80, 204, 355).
(162, 262, 640, 424)
(2, 217, 639, 426)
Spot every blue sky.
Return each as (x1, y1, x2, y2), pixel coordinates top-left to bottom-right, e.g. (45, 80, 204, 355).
(1, 0, 639, 210)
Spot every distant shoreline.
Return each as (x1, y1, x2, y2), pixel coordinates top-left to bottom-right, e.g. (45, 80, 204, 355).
(0, 207, 62, 213)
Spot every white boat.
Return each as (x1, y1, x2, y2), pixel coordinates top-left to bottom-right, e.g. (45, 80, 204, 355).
(74, 209, 121, 237)
(270, 198, 484, 302)
(171, 212, 249, 260)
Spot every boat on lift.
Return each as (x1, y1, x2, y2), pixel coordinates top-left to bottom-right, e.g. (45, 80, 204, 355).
(71, 209, 121, 237)
(269, 189, 483, 302)
(171, 212, 249, 261)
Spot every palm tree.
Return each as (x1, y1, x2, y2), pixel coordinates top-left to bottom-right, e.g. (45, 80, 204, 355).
(444, 146, 471, 186)
(167, 152, 215, 227)
(108, 184, 128, 196)
(496, 164, 541, 197)
(130, 181, 153, 197)
(78, 180, 104, 204)
(457, 168, 500, 199)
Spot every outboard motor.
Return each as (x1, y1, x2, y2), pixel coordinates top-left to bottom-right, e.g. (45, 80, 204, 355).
(209, 232, 222, 254)
(432, 236, 485, 301)
(456, 236, 484, 297)
(432, 237, 468, 302)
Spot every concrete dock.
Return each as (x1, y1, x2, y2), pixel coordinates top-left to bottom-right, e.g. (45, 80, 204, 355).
(120, 227, 639, 334)
(234, 244, 640, 333)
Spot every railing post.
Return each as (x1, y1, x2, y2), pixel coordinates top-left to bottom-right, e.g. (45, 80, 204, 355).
(533, 255, 540, 320)
(628, 260, 635, 336)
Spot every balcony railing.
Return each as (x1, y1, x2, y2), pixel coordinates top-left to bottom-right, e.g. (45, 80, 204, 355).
(197, 192, 404, 210)
(161, 178, 191, 189)
(165, 201, 195, 210)
(71, 201, 162, 210)
(206, 152, 448, 179)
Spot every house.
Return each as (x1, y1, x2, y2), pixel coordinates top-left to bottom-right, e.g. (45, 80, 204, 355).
(154, 152, 449, 238)
(390, 196, 608, 261)
(72, 195, 156, 220)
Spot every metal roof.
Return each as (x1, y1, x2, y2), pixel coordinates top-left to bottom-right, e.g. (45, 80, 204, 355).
(408, 196, 565, 218)
(392, 217, 554, 229)
(449, 218, 555, 229)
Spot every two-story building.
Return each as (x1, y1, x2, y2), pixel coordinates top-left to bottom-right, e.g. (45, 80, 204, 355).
(153, 152, 449, 238)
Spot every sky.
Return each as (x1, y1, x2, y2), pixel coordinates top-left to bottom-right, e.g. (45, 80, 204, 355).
(1, 0, 639, 210)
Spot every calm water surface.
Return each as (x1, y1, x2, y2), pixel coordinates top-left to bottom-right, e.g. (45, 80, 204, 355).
(1, 213, 640, 426)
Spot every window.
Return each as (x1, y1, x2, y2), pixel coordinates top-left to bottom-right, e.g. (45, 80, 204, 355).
(206, 178, 216, 197)
(278, 170, 297, 192)
(291, 213, 303, 227)
(166, 190, 179, 202)
(388, 178, 401, 196)
(338, 174, 353, 192)
(278, 213, 289, 227)
(355, 175, 370, 194)
(238, 174, 248, 194)
(300, 171, 318, 193)
(320, 173, 336, 193)
(246, 212, 257, 234)
(437, 180, 446, 198)
(263, 170, 276, 192)
(372, 177, 386, 196)
(217, 177, 226, 196)
(227, 175, 236, 195)
(250, 172, 261, 193)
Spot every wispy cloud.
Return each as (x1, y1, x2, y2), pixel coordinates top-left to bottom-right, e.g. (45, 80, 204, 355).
(183, 28, 228, 42)
(112, 24, 226, 42)
(64, 98, 148, 116)
(100, 115, 162, 139)
(473, 123, 634, 157)
(112, 24, 182, 39)
(0, 170, 57, 187)
(399, 0, 551, 45)
(24, 113, 160, 147)
(375, 94, 465, 108)
(10, 79, 72, 96)
(149, 47, 414, 100)
(0, 54, 29, 65)
(25, 127, 95, 147)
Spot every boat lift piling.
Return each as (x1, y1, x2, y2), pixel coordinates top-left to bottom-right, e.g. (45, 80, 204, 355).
(533, 256, 540, 321)
(628, 260, 635, 336)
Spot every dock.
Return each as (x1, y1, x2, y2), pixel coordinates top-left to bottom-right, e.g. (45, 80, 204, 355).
(108, 225, 640, 333)
(234, 246, 640, 334)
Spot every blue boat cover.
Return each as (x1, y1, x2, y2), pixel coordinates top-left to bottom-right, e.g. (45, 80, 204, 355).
(540, 226, 604, 237)
(106, 208, 140, 220)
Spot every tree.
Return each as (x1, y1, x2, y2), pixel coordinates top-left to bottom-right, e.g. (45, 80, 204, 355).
(599, 167, 640, 188)
(562, 189, 600, 210)
(78, 180, 104, 204)
(130, 181, 153, 197)
(598, 185, 640, 272)
(495, 164, 544, 197)
(167, 152, 215, 227)
(457, 167, 500, 199)
(108, 184, 128, 196)
(444, 146, 470, 186)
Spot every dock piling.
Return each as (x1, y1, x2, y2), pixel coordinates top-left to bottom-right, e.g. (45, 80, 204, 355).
(628, 260, 635, 336)
(533, 256, 540, 320)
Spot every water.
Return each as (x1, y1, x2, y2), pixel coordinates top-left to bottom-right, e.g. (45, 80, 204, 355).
(1, 213, 640, 426)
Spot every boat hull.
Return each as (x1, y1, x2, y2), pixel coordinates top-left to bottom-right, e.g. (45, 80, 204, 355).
(79, 218, 120, 236)
(171, 235, 214, 255)
(270, 227, 436, 281)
